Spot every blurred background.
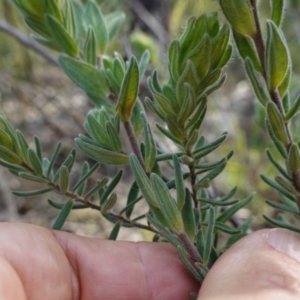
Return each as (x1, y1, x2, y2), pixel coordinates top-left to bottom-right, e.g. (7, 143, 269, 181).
(0, 0, 300, 240)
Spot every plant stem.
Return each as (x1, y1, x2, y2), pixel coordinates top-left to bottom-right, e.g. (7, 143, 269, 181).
(187, 150, 198, 208)
(250, 1, 300, 207)
(178, 231, 202, 263)
(250, 0, 266, 79)
(21, 162, 159, 234)
(124, 120, 146, 170)
(0, 20, 58, 66)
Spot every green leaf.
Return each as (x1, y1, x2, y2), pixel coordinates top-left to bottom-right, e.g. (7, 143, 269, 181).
(271, 0, 285, 27)
(189, 34, 211, 79)
(165, 116, 185, 143)
(63, 0, 76, 39)
(142, 114, 156, 173)
(203, 206, 215, 265)
(116, 57, 139, 122)
(84, 27, 97, 66)
(138, 50, 150, 81)
(105, 11, 125, 41)
(58, 55, 109, 99)
(12, 187, 54, 197)
(266, 102, 289, 146)
(288, 144, 300, 173)
(146, 214, 183, 248)
(266, 149, 291, 180)
(34, 136, 42, 163)
(106, 122, 122, 153)
(177, 246, 203, 283)
(45, 15, 78, 57)
(260, 174, 296, 201)
(129, 154, 158, 207)
(75, 138, 129, 165)
(43, 0, 63, 23)
(193, 133, 227, 158)
(266, 199, 298, 214)
(84, 179, 108, 201)
(19, 172, 49, 184)
(285, 93, 300, 121)
(85, 0, 108, 53)
(233, 30, 262, 72)
(100, 170, 123, 204)
(101, 192, 117, 213)
(0, 145, 22, 165)
(168, 40, 181, 82)
(28, 149, 43, 176)
(265, 119, 287, 159)
(46, 142, 61, 178)
(172, 155, 185, 211)
(151, 173, 184, 234)
(226, 217, 254, 247)
(245, 58, 269, 106)
(219, 0, 256, 36)
(72, 162, 100, 193)
(48, 199, 88, 210)
(214, 222, 241, 234)
(217, 193, 254, 223)
(123, 182, 140, 218)
(130, 99, 144, 138)
(52, 199, 74, 230)
(0, 129, 13, 150)
(190, 292, 198, 300)
(199, 197, 238, 206)
(156, 124, 182, 145)
(108, 222, 121, 240)
(263, 215, 300, 233)
(275, 176, 299, 195)
(278, 64, 291, 98)
(266, 20, 290, 91)
(181, 189, 196, 240)
(59, 165, 69, 194)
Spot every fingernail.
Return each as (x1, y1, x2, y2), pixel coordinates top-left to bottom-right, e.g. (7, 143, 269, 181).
(265, 228, 300, 263)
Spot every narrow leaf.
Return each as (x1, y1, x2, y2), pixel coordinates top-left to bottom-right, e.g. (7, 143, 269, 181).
(263, 215, 300, 233)
(58, 55, 109, 98)
(84, 26, 97, 66)
(12, 187, 54, 197)
(100, 170, 123, 204)
(271, 0, 285, 26)
(266, 102, 289, 146)
(59, 165, 69, 194)
(266, 20, 289, 90)
(28, 149, 43, 176)
(101, 192, 117, 213)
(45, 15, 78, 57)
(48, 199, 88, 210)
(116, 57, 139, 122)
(129, 154, 158, 207)
(52, 199, 74, 230)
(75, 138, 129, 165)
(217, 193, 254, 223)
(203, 206, 215, 265)
(108, 222, 121, 240)
(181, 189, 196, 240)
(173, 155, 185, 211)
(151, 173, 184, 234)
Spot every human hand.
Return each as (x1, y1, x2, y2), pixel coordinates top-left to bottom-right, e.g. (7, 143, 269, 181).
(0, 223, 300, 300)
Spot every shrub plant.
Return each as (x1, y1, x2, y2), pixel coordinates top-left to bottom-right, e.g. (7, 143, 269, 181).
(0, 0, 299, 298)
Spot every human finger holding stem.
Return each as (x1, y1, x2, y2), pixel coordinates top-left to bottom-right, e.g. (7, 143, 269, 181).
(0, 223, 300, 299)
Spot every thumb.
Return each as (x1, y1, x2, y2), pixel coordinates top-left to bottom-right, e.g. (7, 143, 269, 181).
(198, 228, 300, 300)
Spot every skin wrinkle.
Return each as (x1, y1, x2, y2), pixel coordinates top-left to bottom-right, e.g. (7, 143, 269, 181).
(0, 224, 72, 300)
(135, 242, 151, 300)
(52, 230, 80, 300)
